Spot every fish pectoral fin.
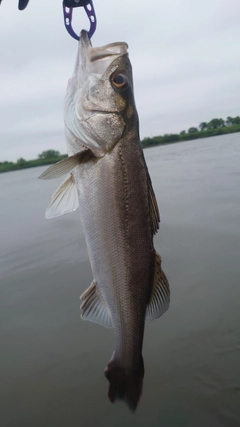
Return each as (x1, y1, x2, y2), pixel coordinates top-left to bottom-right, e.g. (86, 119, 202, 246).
(80, 280, 112, 329)
(145, 250, 170, 321)
(45, 173, 79, 219)
(147, 171, 160, 235)
(38, 149, 94, 180)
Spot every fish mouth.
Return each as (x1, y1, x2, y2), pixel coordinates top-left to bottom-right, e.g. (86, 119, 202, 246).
(79, 29, 92, 54)
(80, 29, 128, 58)
(78, 30, 128, 77)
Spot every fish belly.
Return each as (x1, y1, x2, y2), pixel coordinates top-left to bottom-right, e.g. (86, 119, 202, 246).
(74, 137, 154, 366)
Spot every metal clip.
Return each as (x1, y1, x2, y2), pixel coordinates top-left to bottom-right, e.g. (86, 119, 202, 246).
(62, 0, 97, 41)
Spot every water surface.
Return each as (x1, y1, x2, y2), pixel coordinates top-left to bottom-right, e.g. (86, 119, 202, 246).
(1, 133, 240, 426)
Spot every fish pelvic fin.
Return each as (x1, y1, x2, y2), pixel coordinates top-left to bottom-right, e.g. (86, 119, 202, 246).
(45, 173, 79, 219)
(145, 250, 170, 321)
(38, 149, 95, 180)
(80, 280, 112, 328)
(105, 356, 144, 412)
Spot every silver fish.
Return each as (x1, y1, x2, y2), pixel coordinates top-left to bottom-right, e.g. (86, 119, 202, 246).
(39, 30, 170, 411)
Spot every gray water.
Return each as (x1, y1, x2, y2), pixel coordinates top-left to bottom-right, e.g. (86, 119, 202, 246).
(1, 133, 240, 427)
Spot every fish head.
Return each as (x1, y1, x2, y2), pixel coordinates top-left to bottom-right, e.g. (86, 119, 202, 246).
(65, 30, 138, 156)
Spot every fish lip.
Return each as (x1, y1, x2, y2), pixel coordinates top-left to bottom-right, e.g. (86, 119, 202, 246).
(80, 30, 128, 56)
(80, 29, 92, 51)
(78, 30, 128, 75)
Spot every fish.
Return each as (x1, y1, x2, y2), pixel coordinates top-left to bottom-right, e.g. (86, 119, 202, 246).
(39, 30, 170, 411)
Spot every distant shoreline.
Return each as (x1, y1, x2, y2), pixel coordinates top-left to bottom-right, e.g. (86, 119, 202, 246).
(1, 124, 240, 174)
(0, 155, 68, 174)
(141, 124, 240, 149)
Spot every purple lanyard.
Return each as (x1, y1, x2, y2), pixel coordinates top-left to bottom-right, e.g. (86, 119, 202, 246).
(62, 0, 97, 41)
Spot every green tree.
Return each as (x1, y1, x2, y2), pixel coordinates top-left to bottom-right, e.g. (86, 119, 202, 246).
(38, 150, 60, 159)
(199, 122, 207, 131)
(232, 116, 240, 125)
(17, 158, 26, 165)
(218, 118, 225, 127)
(226, 116, 233, 126)
(207, 118, 225, 129)
(180, 130, 186, 135)
(188, 127, 198, 133)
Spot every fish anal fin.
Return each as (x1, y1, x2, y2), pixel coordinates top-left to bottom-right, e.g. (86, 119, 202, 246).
(45, 173, 79, 219)
(146, 172, 160, 235)
(80, 280, 112, 328)
(38, 149, 95, 180)
(145, 250, 170, 321)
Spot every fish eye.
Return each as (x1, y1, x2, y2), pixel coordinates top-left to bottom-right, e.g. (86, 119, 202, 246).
(111, 74, 129, 89)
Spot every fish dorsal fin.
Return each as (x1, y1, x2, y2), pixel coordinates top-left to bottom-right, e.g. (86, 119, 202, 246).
(80, 281, 112, 328)
(38, 149, 94, 180)
(147, 172, 160, 235)
(45, 173, 79, 219)
(145, 251, 170, 321)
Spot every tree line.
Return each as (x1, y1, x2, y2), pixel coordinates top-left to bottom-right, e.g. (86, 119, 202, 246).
(0, 150, 67, 173)
(1, 115, 240, 172)
(188, 116, 240, 133)
(141, 115, 240, 148)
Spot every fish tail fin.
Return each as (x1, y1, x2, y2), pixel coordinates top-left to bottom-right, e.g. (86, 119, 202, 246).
(105, 355, 144, 412)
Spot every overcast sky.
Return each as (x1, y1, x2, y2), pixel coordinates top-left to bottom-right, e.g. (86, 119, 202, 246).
(1, 0, 240, 161)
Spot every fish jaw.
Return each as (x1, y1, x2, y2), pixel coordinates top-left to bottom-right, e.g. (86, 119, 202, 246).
(64, 30, 136, 155)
